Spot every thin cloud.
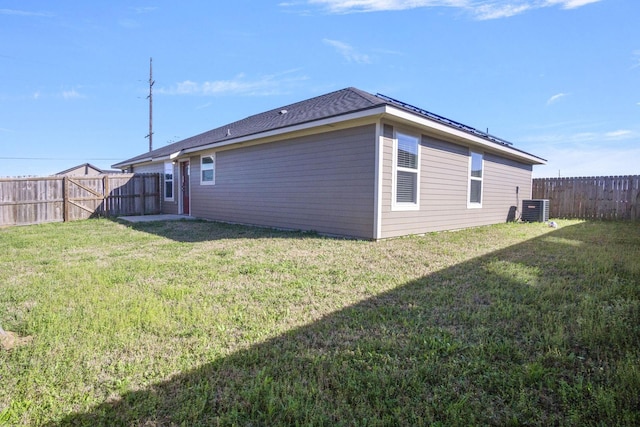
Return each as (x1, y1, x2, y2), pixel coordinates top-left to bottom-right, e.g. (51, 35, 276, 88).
(474, 3, 532, 20)
(300, 0, 603, 20)
(545, 0, 602, 9)
(547, 93, 567, 105)
(28, 89, 85, 100)
(157, 70, 309, 96)
(195, 102, 213, 110)
(323, 39, 372, 64)
(62, 89, 85, 100)
(604, 130, 633, 139)
(0, 8, 53, 17)
(524, 126, 639, 177)
(533, 145, 640, 178)
(520, 129, 637, 145)
(307, 0, 467, 14)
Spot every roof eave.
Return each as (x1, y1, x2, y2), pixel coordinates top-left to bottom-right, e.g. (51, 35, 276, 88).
(112, 157, 154, 169)
(383, 106, 547, 165)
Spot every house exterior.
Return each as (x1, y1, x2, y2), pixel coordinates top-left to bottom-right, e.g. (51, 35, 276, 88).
(113, 87, 546, 239)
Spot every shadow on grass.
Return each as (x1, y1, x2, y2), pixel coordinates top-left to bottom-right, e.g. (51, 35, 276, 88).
(50, 222, 640, 426)
(113, 217, 332, 243)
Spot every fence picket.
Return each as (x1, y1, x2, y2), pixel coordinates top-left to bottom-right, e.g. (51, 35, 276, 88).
(0, 174, 161, 226)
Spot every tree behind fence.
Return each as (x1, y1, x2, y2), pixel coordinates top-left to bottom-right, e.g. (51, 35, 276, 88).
(532, 175, 640, 220)
(0, 174, 161, 226)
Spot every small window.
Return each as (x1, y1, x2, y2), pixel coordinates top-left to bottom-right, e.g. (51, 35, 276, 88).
(201, 154, 215, 185)
(164, 162, 174, 201)
(469, 151, 483, 206)
(383, 124, 394, 138)
(393, 132, 420, 209)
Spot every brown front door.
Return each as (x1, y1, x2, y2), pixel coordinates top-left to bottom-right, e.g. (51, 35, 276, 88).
(180, 161, 190, 215)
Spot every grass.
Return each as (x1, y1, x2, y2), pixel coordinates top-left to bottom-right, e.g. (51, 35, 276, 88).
(0, 218, 638, 426)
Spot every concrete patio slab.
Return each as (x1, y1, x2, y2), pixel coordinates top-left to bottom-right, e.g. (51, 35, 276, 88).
(118, 214, 196, 223)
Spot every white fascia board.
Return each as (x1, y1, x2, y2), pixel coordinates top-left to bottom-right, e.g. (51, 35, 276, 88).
(112, 157, 153, 169)
(383, 106, 547, 165)
(112, 155, 171, 169)
(181, 107, 387, 155)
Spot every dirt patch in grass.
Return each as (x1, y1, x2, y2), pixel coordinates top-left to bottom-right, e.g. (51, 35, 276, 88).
(0, 330, 33, 351)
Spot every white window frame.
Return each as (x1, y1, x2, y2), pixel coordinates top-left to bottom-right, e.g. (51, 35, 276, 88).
(468, 151, 483, 208)
(392, 130, 420, 211)
(164, 162, 174, 201)
(200, 153, 215, 185)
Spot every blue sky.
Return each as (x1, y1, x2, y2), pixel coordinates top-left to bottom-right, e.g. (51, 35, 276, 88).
(1, 0, 638, 178)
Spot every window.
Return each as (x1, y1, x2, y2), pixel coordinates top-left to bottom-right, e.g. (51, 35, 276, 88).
(394, 132, 419, 209)
(201, 154, 215, 185)
(164, 162, 174, 201)
(383, 123, 394, 138)
(469, 151, 483, 206)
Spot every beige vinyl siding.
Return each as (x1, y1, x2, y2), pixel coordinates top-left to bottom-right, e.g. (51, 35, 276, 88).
(190, 125, 376, 239)
(381, 132, 533, 238)
(132, 163, 162, 174)
(482, 153, 532, 218)
(132, 162, 179, 214)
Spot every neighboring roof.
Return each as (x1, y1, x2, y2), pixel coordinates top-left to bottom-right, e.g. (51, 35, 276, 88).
(55, 163, 105, 176)
(114, 87, 545, 168)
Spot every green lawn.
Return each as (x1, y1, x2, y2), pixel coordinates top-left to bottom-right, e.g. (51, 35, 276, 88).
(0, 218, 638, 426)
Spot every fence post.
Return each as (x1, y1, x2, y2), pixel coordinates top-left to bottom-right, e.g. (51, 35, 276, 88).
(157, 173, 161, 213)
(141, 175, 146, 215)
(63, 176, 69, 222)
(103, 175, 109, 217)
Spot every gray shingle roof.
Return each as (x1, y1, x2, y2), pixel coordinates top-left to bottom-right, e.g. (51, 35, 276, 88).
(114, 86, 545, 167)
(115, 87, 384, 167)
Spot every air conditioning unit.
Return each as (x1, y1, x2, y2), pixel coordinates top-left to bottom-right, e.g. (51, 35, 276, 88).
(522, 199, 550, 222)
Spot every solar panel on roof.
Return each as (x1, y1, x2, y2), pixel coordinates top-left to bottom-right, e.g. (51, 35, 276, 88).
(376, 93, 513, 147)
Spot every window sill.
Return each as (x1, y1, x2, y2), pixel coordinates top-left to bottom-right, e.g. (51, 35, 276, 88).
(392, 203, 420, 211)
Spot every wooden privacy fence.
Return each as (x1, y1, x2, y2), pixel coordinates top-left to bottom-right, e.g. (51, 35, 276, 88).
(532, 175, 640, 220)
(0, 174, 161, 226)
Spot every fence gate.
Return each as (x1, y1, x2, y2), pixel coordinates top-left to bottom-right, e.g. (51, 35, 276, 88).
(64, 176, 109, 221)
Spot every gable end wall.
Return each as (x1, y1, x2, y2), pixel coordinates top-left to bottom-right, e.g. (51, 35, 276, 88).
(381, 128, 533, 238)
